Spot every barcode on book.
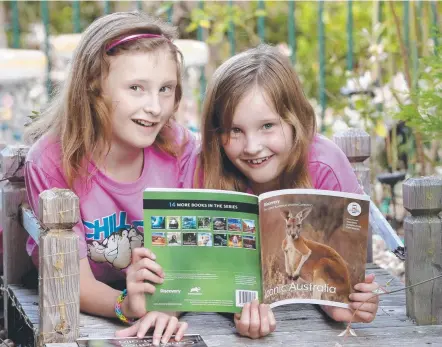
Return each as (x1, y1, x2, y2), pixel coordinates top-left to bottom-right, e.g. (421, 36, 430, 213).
(235, 290, 258, 307)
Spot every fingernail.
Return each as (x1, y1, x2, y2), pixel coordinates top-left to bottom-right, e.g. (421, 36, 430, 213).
(152, 253, 157, 260)
(354, 284, 361, 290)
(349, 294, 354, 300)
(153, 338, 159, 346)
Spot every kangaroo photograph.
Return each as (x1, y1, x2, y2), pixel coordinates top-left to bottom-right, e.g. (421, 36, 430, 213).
(260, 193, 369, 306)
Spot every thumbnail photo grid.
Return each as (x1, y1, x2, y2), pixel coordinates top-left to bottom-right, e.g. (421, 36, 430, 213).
(149, 216, 257, 250)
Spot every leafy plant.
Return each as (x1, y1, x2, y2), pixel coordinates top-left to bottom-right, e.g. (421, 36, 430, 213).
(394, 45, 442, 140)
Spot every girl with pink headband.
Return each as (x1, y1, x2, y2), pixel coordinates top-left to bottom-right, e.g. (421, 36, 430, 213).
(24, 11, 196, 344)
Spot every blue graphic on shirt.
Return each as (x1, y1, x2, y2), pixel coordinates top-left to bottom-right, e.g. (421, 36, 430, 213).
(83, 211, 143, 240)
(83, 212, 144, 270)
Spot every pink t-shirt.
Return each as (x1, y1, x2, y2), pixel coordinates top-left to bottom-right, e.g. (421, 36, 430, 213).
(186, 134, 362, 194)
(25, 123, 197, 283)
(307, 134, 362, 193)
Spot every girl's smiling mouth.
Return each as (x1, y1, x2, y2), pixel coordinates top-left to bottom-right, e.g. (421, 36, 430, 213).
(242, 155, 274, 166)
(132, 119, 157, 127)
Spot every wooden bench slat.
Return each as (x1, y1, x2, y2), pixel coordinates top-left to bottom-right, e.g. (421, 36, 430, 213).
(9, 265, 442, 347)
(20, 205, 44, 244)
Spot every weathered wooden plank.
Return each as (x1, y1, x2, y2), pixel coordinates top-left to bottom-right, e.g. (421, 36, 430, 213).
(403, 177, 442, 325)
(333, 128, 373, 262)
(46, 324, 442, 347)
(9, 284, 124, 337)
(38, 189, 82, 346)
(1, 183, 30, 276)
(188, 327, 442, 346)
(1, 145, 32, 337)
(21, 204, 44, 243)
(12, 264, 442, 347)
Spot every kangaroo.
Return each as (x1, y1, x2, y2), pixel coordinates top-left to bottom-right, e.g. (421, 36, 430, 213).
(281, 208, 352, 302)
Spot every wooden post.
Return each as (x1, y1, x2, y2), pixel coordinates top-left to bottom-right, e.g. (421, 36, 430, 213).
(403, 176, 442, 325)
(333, 128, 373, 262)
(0, 145, 32, 336)
(38, 188, 80, 346)
(0, 140, 7, 270)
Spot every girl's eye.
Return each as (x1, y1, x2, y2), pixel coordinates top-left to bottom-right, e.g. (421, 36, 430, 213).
(230, 127, 242, 135)
(130, 85, 142, 92)
(263, 123, 274, 130)
(160, 86, 173, 93)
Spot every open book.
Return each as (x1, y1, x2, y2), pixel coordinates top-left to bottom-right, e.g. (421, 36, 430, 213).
(143, 188, 369, 313)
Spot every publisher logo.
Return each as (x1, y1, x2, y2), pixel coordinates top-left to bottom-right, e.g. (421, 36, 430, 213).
(188, 286, 202, 296)
(347, 202, 361, 217)
(160, 289, 181, 294)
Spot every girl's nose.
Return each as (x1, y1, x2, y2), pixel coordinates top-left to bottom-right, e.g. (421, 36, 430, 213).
(143, 93, 161, 116)
(243, 135, 263, 155)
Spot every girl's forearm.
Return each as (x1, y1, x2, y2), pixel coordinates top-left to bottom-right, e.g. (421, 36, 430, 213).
(80, 277, 123, 318)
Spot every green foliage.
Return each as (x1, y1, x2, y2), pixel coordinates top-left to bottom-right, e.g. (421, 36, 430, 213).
(4, 1, 105, 37)
(185, 1, 373, 111)
(394, 41, 442, 141)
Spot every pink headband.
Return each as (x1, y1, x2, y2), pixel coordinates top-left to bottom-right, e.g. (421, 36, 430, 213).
(106, 33, 168, 52)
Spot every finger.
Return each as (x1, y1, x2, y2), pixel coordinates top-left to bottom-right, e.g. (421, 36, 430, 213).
(354, 282, 379, 293)
(349, 292, 379, 304)
(127, 265, 164, 285)
(258, 304, 270, 336)
(136, 313, 157, 338)
(364, 273, 375, 283)
(161, 316, 178, 344)
(353, 309, 376, 323)
(234, 312, 241, 323)
(127, 281, 157, 295)
(115, 321, 140, 337)
(248, 300, 260, 339)
(268, 307, 277, 333)
(133, 258, 164, 278)
(152, 314, 169, 346)
(237, 303, 251, 336)
(174, 321, 189, 341)
(135, 268, 164, 284)
(349, 301, 378, 313)
(132, 247, 156, 264)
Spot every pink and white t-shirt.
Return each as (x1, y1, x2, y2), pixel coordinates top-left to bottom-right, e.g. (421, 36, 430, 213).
(186, 134, 363, 194)
(25, 123, 198, 283)
(307, 134, 362, 193)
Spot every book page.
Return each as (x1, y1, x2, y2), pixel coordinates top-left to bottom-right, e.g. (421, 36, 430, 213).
(259, 189, 369, 309)
(144, 189, 261, 313)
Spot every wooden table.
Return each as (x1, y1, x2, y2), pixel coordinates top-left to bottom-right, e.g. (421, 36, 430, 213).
(9, 264, 442, 347)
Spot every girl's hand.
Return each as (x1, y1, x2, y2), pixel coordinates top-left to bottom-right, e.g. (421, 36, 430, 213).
(124, 248, 165, 318)
(322, 273, 379, 323)
(234, 300, 276, 339)
(115, 311, 188, 346)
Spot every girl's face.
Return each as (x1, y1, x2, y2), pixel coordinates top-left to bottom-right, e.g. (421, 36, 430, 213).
(221, 87, 294, 193)
(102, 49, 177, 152)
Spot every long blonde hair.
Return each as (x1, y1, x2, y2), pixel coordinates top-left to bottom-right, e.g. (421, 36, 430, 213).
(25, 11, 184, 189)
(199, 44, 316, 192)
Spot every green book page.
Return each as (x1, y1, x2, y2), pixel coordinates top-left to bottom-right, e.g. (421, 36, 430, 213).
(144, 189, 261, 313)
